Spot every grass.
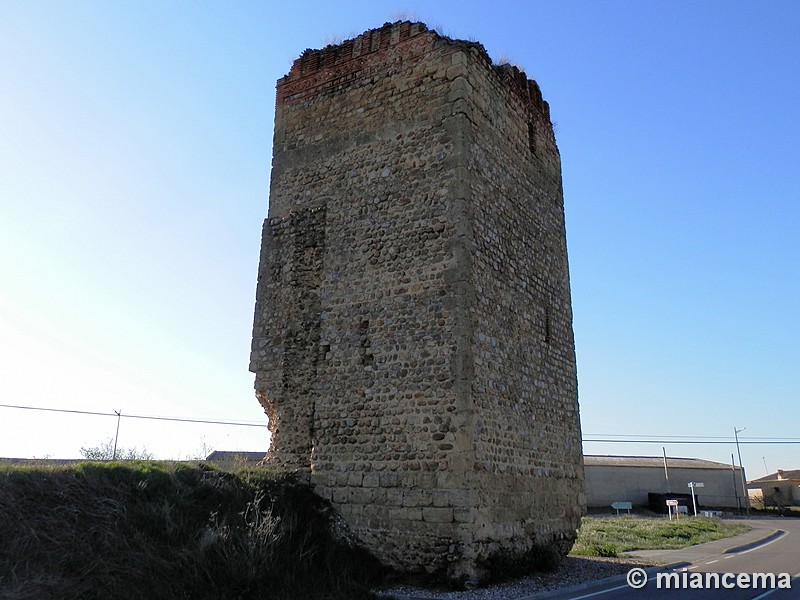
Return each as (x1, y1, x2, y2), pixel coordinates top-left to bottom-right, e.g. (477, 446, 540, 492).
(0, 461, 385, 600)
(571, 515, 750, 558)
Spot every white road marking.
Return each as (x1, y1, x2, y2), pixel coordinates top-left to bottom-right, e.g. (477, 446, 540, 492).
(567, 582, 634, 600)
(733, 568, 800, 600)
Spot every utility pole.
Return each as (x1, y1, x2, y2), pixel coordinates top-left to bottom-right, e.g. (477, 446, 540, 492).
(112, 410, 122, 460)
(734, 427, 750, 516)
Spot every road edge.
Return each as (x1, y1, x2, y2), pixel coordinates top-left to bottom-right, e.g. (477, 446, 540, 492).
(516, 562, 691, 600)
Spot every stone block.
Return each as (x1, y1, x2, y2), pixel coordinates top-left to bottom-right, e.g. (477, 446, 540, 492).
(422, 507, 454, 523)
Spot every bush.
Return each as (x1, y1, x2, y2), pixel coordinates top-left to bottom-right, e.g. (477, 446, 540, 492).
(586, 543, 619, 558)
(79, 438, 154, 461)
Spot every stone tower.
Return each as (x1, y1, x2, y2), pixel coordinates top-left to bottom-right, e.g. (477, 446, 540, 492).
(250, 21, 584, 582)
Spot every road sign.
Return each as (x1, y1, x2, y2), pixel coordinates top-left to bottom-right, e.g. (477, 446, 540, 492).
(666, 498, 679, 520)
(688, 482, 704, 516)
(611, 501, 632, 515)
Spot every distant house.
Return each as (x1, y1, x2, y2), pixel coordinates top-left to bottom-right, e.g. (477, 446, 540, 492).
(748, 469, 800, 508)
(584, 455, 747, 510)
(205, 451, 266, 471)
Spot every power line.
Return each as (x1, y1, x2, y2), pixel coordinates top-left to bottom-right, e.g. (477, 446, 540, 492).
(584, 433, 800, 441)
(3, 403, 799, 443)
(0, 404, 266, 428)
(585, 433, 735, 440)
(583, 439, 800, 445)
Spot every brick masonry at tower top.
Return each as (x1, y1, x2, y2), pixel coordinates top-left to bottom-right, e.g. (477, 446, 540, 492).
(250, 21, 584, 582)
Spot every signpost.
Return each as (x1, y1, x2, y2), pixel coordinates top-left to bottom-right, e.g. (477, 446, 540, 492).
(688, 482, 704, 516)
(611, 501, 632, 516)
(666, 499, 679, 521)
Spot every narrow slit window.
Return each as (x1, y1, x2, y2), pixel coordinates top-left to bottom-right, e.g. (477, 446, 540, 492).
(544, 307, 551, 344)
(528, 122, 536, 155)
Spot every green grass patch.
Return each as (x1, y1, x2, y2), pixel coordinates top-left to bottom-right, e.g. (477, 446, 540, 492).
(0, 461, 385, 600)
(571, 516, 749, 557)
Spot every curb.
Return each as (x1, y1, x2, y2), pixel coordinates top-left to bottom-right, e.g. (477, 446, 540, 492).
(723, 529, 786, 554)
(621, 524, 786, 564)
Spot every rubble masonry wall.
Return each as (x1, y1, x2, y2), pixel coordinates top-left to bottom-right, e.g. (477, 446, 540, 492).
(250, 21, 584, 581)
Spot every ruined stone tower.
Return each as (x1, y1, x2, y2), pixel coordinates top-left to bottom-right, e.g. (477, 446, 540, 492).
(250, 21, 584, 581)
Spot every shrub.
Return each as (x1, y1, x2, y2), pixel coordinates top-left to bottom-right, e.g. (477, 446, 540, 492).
(587, 543, 619, 558)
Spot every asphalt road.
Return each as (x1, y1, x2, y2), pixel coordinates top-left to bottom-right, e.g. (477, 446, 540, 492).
(539, 519, 800, 600)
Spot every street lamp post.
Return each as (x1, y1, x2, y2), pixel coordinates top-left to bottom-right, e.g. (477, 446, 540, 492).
(734, 427, 750, 516)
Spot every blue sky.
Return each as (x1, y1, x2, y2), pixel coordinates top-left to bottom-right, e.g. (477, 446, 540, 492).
(1, 1, 797, 478)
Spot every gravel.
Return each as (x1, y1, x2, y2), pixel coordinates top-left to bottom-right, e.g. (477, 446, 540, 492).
(374, 555, 657, 600)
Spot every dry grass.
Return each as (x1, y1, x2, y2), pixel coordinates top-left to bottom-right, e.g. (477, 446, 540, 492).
(0, 461, 385, 600)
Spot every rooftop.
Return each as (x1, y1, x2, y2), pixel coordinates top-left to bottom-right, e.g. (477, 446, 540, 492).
(750, 469, 800, 483)
(584, 455, 740, 470)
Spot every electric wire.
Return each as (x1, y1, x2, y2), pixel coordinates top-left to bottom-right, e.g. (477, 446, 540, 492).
(2, 404, 799, 444)
(0, 403, 266, 428)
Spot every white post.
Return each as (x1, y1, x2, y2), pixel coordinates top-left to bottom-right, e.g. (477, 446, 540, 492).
(689, 482, 698, 516)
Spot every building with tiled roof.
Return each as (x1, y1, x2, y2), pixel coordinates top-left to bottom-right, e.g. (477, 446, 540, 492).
(747, 469, 800, 508)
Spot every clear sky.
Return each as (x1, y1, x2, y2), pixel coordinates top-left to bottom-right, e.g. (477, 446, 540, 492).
(1, 1, 798, 478)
